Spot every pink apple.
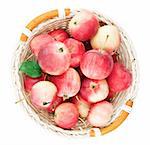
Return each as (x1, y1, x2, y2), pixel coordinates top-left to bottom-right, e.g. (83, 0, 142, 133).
(91, 25, 121, 55)
(69, 10, 99, 41)
(31, 81, 57, 109)
(107, 62, 132, 92)
(24, 74, 45, 93)
(38, 41, 71, 75)
(54, 103, 79, 129)
(71, 95, 90, 118)
(49, 68, 81, 99)
(80, 78, 109, 103)
(48, 29, 69, 42)
(80, 50, 114, 80)
(30, 34, 54, 57)
(64, 38, 85, 67)
(87, 101, 113, 127)
(47, 96, 63, 113)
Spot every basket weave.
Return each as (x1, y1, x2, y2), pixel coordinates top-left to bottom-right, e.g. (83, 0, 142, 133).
(12, 8, 139, 137)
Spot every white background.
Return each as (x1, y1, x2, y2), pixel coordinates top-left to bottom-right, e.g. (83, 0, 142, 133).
(0, 0, 149, 144)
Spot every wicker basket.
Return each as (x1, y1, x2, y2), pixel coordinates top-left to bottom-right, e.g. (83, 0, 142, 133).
(12, 8, 139, 137)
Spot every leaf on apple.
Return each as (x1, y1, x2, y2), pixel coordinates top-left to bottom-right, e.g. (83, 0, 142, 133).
(19, 60, 42, 78)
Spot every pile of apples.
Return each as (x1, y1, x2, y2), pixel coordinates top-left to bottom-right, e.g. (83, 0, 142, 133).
(21, 10, 132, 129)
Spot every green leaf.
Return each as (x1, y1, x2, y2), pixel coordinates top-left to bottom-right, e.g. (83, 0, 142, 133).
(19, 61, 42, 78)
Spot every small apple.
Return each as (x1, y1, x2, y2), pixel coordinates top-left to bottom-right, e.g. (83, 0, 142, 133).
(107, 62, 132, 92)
(69, 10, 99, 41)
(48, 29, 69, 42)
(30, 81, 57, 109)
(30, 34, 54, 57)
(80, 78, 109, 103)
(64, 38, 85, 67)
(38, 41, 71, 75)
(87, 101, 113, 127)
(71, 95, 90, 118)
(80, 50, 114, 80)
(49, 68, 81, 99)
(91, 25, 121, 55)
(54, 103, 79, 129)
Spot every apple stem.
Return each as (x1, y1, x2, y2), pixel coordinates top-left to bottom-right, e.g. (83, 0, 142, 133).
(91, 85, 96, 89)
(43, 102, 50, 105)
(59, 47, 64, 53)
(63, 95, 69, 101)
(102, 34, 109, 50)
(74, 22, 77, 25)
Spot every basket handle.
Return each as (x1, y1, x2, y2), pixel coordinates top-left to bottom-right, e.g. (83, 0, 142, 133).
(89, 99, 133, 136)
(20, 8, 70, 42)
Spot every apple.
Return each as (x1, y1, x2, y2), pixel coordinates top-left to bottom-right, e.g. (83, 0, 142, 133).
(24, 74, 45, 93)
(30, 34, 54, 57)
(87, 101, 113, 127)
(54, 102, 79, 129)
(80, 78, 109, 103)
(49, 68, 81, 99)
(38, 41, 71, 75)
(30, 81, 57, 109)
(69, 10, 99, 41)
(71, 95, 90, 118)
(48, 29, 69, 42)
(91, 25, 121, 55)
(64, 38, 85, 67)
(47, 96, 63, 113)
(107, 62, 132, 92)
(80, 50, 114, 80)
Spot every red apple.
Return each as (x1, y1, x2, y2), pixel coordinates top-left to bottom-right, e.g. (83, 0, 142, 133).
(69, 10, 99, 41)
(49, 68, 81, 99)
(87, 101, 113, 127)
(54, 103, 79, 129)
(91, 25, 121, 55)
(80, 50, 114, 80)
(107, 62, 132, 92)
(64, 38, 85, 67)
(80, 78, 109, 103)
(38, 41, 71, 75)
(24, 75, 45, 93)
(71, 95, 90, 118)
(31, 81, 57, 109)
(47, 96, 63, 113)
(30, 34, 54, 57)
(48, 29, 69, 42)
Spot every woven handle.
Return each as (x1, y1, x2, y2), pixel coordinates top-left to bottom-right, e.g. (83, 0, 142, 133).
(89, 99, 133, 136)
(20, 8, 70, 41)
